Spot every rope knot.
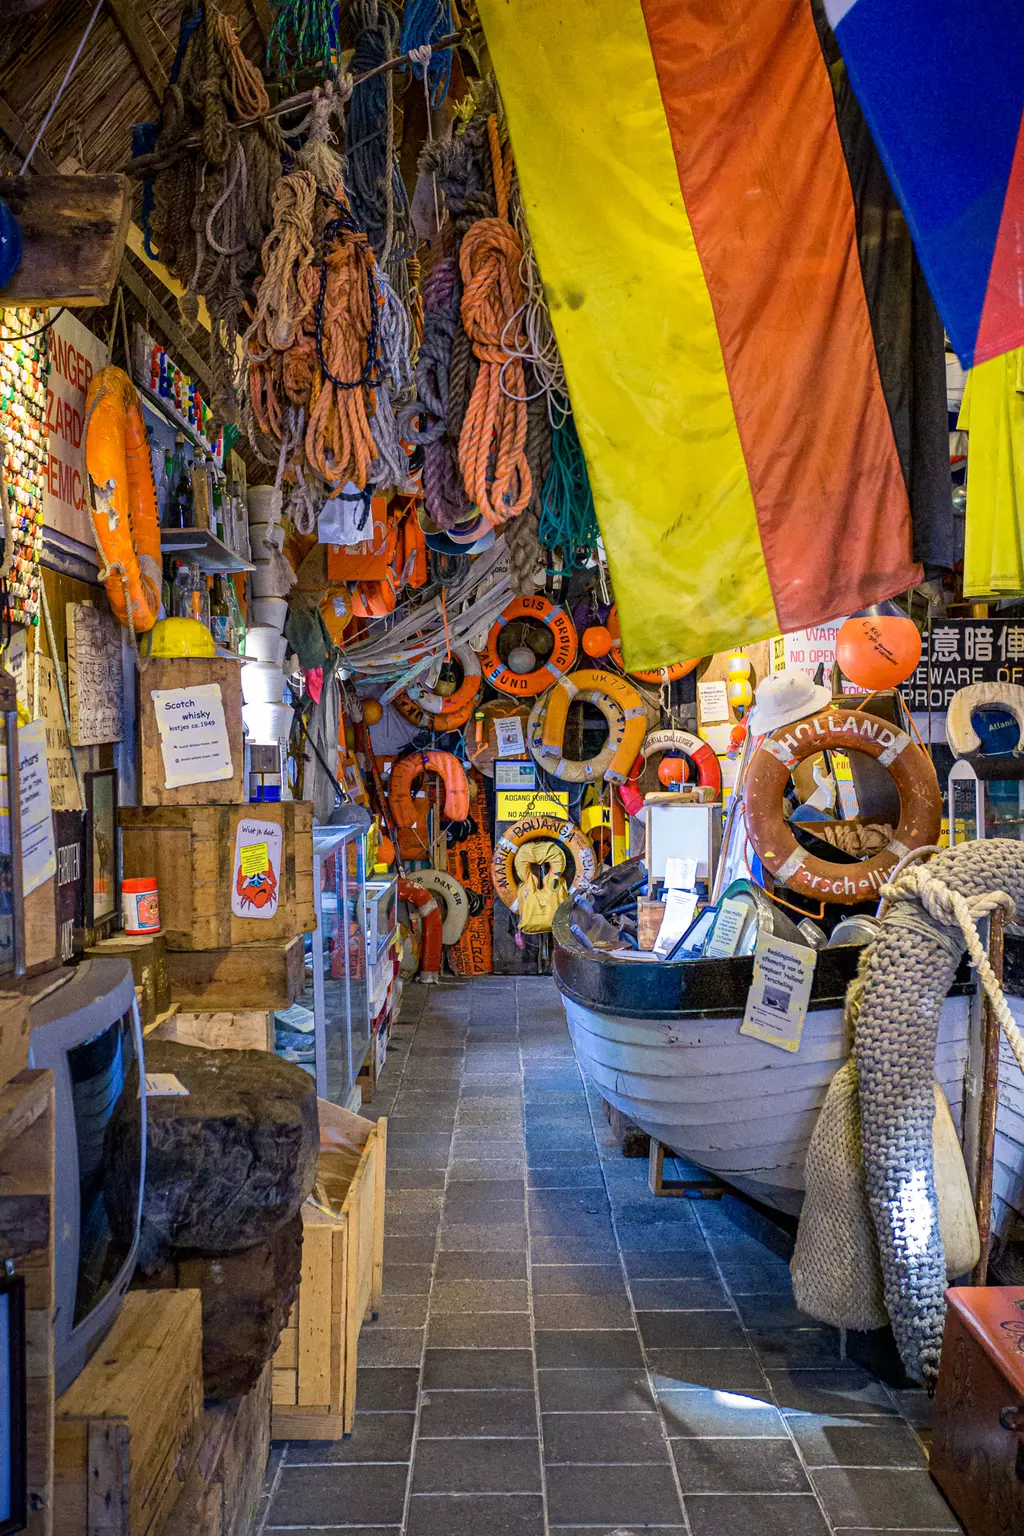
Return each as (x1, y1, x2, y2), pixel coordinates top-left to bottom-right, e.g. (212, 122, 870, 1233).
(408, 44, 433, 69)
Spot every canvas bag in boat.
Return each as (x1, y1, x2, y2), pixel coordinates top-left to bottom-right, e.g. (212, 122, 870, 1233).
(792, 1060, 980, 1331)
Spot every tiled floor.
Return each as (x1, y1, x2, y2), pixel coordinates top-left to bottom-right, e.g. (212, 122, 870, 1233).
(257, 977, 963, 1536)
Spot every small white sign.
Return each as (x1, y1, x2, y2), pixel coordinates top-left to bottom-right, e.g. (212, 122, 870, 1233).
(697, 679, 730, 723)
(145, 1073, 189, 1097)
(652, 888, 699, 958)
(232, 816, 284, 920)
(18, 719, 56, 896)
(495, 715, 526, 758)
(740, 935, 817, 1053)
(152, 684, 234, 788)
(705, 895, 748, 959)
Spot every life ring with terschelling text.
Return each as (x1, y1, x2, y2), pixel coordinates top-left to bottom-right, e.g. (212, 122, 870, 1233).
(491, 813, 598, 910)
(743, 708, 942, 904)
(84, 366, 162, 634)
(479, 594, 578, 697)
(540, 669, 647, 784)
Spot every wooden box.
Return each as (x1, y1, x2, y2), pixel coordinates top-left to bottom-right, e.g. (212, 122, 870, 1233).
(137, 656, 244, 807)
(166, 935, 305, 1009)
(272, 1104, 387, 1439)
(54, 1289, 203, 1536)
(162, 1363, 271, 1536)
(637, 899, 667, 950)
(931, 1284, 1024, 1536)
(151, 1009, 274, 1052)
(84, 933, 170, 1028)
(120, 802, 315, 950)
(0, 993, 30, 1088)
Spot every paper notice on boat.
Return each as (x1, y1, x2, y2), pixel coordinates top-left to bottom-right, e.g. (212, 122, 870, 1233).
(705, 896, 748, 958)
(653, 888, 699, 957)
(740, 935, 817, 1052)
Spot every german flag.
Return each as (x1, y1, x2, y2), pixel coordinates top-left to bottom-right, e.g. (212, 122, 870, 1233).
(478, 0, 946, 672)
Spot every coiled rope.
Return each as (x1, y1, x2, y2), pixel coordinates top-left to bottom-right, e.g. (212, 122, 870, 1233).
(266, 0, 339, 89)
(400, 0, 455, 108)
(539, 411, 598, 562)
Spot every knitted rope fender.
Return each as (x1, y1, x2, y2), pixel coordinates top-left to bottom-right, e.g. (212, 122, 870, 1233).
(803, 841, 1024, 1384)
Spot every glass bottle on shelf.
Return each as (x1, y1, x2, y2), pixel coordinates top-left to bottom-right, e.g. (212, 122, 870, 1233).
(210, 576, 232, 649)
(188, 562, 210, 629)
(171, 561, 192, 617)
(212, 471, 226, 545)
(162, 432, 195, 529)
(226, 576, 246, 656)
(156, 449, 174, 523)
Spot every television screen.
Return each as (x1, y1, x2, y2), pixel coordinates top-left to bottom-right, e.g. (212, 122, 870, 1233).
(67, 1013, 138, 1328)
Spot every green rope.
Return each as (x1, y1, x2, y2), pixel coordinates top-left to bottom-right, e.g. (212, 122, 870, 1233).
(267, 0, 339, 88)
(539, 411, 599, 562)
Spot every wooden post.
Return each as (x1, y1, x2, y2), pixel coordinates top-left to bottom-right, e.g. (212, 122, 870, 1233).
(972, 907, 1004, 1285)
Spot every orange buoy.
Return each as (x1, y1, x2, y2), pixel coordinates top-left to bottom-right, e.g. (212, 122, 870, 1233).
(836, 603, 922, 690)
(362, 698, 384, 726)
(582, 625, 612, 659)
(657, 756, 689, 787)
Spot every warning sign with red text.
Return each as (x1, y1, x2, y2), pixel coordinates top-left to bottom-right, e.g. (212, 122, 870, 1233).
(43, 309, 108, 551)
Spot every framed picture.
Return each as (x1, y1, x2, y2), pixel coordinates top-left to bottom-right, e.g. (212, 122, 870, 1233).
(0, 1274, 27, 1535)
(84, 770, 118, 937)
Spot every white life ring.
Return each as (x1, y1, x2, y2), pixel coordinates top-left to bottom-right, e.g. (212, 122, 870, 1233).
(527, 688, 628, 783)
(411, 869, 470, 944)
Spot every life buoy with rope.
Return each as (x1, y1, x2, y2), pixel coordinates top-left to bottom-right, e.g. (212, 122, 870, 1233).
(394, 690, 478, 733)
(540, 669, 647, 784)
(744, 708, 942, 905)
(527, 687, 627, 784)
(83, 366, 161, 636)
(479, 594, 578, 698)
(412, 868, 470, 944)
(491, 813, 598, 910)
(620, 728, 722, 815)
(407, 645, 482, 718)
(389, 750, 470, 827)
(398, 878, 442, 981)
(606, 605, 699, 684)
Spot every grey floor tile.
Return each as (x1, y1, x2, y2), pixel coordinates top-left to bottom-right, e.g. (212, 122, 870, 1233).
(434, 1250, 529, 1282)
(766, 1369, 899, 1418)
(370, 1294, 429, 1328)
(439, 1223, 529, 1251)
(383, 1263, 433, 1294)
(638, 1310, 746, 1350)
(545, 1462, 683, 1525)
(531, 1265, 627, 1296)
(527, 1167, 607, 1188)
(659, 1387, 787, 1438)
(684, 1493, 831, 1536)
(630, 1278, 730, 1310)
(419, 1389, 539, 1439)
(383, 1235, 437, 1266)
(355, 1366, 420, 1411)
(430, 1280, 529, 1314)
(671, 1435, 811, 1494)
(530, 1235, 621, 1265)
(423, 1348, 536, 1390)
(535, 1330, 645, 1369)
(620, 1249, 717, 1279)
(735, 1292, 823, 1330)
(427, 1311, 533, 1349)
(749, 1327, 845, 1369)
(268, 1462, 408, 1525)
(264, 1528, 401, 1535)
(283, 1411, 415, 1464)
(717, 1258, 796, 1293)
(538, 1367, 656, 1414)
(442, 1200, 526, 1228)
(412, 1438, 542, 1493)
(406, 1493, 544, 1536)
(386, 1168, 447, 1190)
(355, 1327, 424, 1368)
(790, 1416, 928, 1469)
(533, 1293, 634, 1330)
(541, 1410, 668, 1464)
(811, 1468, 962, 1530)
(648, 1348, 768, 1393)
(444, 1180, 526, 1209)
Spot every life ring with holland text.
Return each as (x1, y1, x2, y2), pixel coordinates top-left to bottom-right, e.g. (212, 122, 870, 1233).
(84, 366, 162, 634)
(744, 708, 942, 905)
(491, 813, 598, 910)
(479, 594, 578, 697)
(540, 669, 647, 784)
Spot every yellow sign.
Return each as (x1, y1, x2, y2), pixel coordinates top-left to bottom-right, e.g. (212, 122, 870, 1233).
(240, 841, 270, 876)
(497, 789, 569, 822)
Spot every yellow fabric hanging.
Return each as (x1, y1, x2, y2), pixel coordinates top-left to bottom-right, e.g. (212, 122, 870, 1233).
(959, 348, 1024, 597)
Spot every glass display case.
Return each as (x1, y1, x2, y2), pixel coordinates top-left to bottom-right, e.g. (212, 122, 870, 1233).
(274, 826, 398, 1108)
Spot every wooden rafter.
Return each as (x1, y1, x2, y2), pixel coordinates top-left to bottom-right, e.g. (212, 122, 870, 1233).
(249, 0, 274, 44)
(104, 0, 168, 104)
(0, 90, 57, 174)
(118, 259, 217, 396)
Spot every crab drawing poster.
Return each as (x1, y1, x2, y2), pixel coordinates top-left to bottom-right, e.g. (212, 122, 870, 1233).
(231, 817, 283, 921)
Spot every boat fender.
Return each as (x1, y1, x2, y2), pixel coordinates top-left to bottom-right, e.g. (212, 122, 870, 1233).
(408, 644, 482, 716)
(84, 367, 162, 635)
(540, 669, 647, 784)
(744, 708, 942, 905)
(390, 750, 471, 827)
(946, 682, 1024, 757)
(411, 869, 470, 945)
(479, 594, 578, 697)
(527, 688, 627, 784)
(491, 813, 597, 910)
(398, 878, 442, 981)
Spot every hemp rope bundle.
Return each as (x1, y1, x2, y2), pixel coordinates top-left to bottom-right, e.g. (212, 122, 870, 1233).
(801, 839, 1024, 1384)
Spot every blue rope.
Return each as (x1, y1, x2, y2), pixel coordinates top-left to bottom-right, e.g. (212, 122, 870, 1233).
(399, 0, 454, 108)
(539, 412, 599, 562)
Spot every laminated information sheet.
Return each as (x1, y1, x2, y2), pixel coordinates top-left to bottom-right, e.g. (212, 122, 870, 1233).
(740, 934, 817, 1052)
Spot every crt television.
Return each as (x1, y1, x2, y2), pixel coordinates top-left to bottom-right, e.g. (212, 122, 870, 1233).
(27, 959, 145, 1395)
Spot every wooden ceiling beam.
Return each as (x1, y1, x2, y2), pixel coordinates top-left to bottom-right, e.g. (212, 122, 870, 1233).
(0, 91, 58, 175)
(118, 259, 216, 395)
(249, 0, 274, 44)
(104, 0, 168, 104)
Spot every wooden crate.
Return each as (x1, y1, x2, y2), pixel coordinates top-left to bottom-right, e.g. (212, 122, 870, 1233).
(120, 802, 315, 950)
(137, 656, 244, 806)
(151, 1009, 274, 1052)
(272, 1104, 387, 1439)
(54, 1289, 203, 1536)
(166, 935, 304, 1009)
(0, 993, 31, 1088)
(162, 1362, 271, 1536)
(84, 933, 170, 1028)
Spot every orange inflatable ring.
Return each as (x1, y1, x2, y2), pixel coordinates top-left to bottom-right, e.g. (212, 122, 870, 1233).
(620, 728, 721, 815)
(606, 605, 699, 684)
(399, 878, 442, 981)
(390, 749, 470, 827)
(394, 690, 477, 733)
(540, 669, 648, 784)
(744, 708, 942, 905)
(491, 813, 598, 910)
(479, 594, 578, 697)
(83, 366, 161, 635)
(408, 645, 482, 717)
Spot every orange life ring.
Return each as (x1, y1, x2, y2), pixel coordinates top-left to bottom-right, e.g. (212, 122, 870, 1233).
(390, 750, 470, 827)
(399, 878, 442, 981)
(408, 646, 482, 717)
(83, 367, 161, 634)
(744, 708, 942, 905)
(620, 728, 721, 815)
(479, 594, 578, 697)
(394, 690, 478, 733)
(606, 605, 699, 684)
(540, 669, 647, 784)
(491, 813, 597, 910)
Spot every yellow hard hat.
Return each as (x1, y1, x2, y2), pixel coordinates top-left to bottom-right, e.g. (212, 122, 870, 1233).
(143, 617, 216, 659)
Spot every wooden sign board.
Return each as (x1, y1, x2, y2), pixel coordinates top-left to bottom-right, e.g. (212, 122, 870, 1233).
(0, 173, 130, 308)
(66, 601, 124, 745)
